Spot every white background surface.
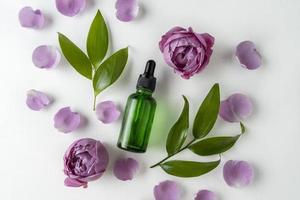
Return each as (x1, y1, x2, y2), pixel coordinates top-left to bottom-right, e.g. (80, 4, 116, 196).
(1, 0, 300, 199)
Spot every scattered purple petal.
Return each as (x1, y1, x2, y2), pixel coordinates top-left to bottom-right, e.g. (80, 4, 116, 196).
(56, 0, 86, 17)
(54, 107, 81, 133)
(236, 41, 262, 70)
(32, 45, 61, 69)
(26, 89, 51, 111)
(223, 160, 254, 188)
(18, 6, 45, 29)
(64, 177, 87, 188)
(219, 93, 253, 122)
(96, 101, 121, 124)
(154, 180, 181, 200)
(115, 0, 139, 22)
(195, 190, 217, 200)
(113, 158, 139, 181)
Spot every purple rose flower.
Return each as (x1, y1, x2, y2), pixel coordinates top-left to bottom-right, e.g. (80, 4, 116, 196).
(64, 138, 109, 188)
(159, 27, 214, 79)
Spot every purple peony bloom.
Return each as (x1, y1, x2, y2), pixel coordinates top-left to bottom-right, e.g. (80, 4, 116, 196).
(54, 107, 81, 133)
(154, 180, 181, 200)
(115, 0, 139, 22)
(195, 190, 217, 200)
(32, 45, 61, 69)
(219, 93, 253, 123)
(64, 138, 109, 188)
(26, 89, 51, 111)
(159, 27, 214, 79)
(18, 6, 45, 29)
(236, 41, 262, 70)
(96, 101, 121, 124)
(223, 160, 254, 188)
(56, 0, 86, 17)
(113, 158, 139, 181)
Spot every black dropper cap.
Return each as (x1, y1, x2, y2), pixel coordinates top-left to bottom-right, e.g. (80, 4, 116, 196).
(136, 60, 156, 92)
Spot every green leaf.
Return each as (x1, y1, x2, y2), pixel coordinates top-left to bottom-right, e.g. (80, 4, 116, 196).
(93, 47, 128, 96)
(160, 160, 220, 178)
(58, 33, 93, 80)
(188, 135, 240, 156)
(192, 83, 220, 139)
(166, 95, 189, 156)
(240, 122, 246, 134)
(87, 10, 109, 68)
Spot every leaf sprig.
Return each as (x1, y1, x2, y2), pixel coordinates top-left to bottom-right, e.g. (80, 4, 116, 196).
(150, 83, 245, 178)
(58, 10, 128, 110)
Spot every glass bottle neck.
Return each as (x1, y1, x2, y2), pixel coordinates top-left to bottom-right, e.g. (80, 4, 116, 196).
(136, 87, 153, 95)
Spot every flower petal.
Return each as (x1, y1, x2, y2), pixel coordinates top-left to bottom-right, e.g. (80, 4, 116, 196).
(56, 0, 86, 17)
(64, 177, 87, 188)
(223, 160, 254, 188)
(32, 45, 61, 69)
(236, 41, 262, 70)
(219, 93, 253, 123)
(96, 101, 121, 124)
(54, 107, 81, 133)
(113, 158, 139, 181)
(154, 180, 181, 200)
(26, 89, 51, 111)
(18, 7, 45, 29)
(159, 27, 186, 52)
(115, 0, 139, 22)
(195, 190, 217, 200)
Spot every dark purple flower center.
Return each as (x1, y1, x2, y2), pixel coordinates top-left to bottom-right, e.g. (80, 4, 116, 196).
(66, 144, 98, 177)
(172, 46, 198, 69)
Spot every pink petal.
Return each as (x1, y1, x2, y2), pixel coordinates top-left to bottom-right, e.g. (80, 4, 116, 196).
(195, 190, 217, 200)
(219, 93, 253, 123)
(54, 107, 81, 133)
(56, 0, 86, 17)
(18, 7, 45, 29)
(236, 41, 262, 70)
(159, 27, 186, 52)
(223, 160, 254, 188)
(113, 158, 139, 181)
(26, 89, 51, 111)
(96, 101, 121, 124)
(115, 0, 139, 22)
(32, 45, 61, 69)
(154, 180, 181, 200)
(64, 177, 87, 188)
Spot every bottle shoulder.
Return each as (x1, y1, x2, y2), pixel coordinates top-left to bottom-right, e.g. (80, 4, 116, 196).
(128, 92, 156, 103)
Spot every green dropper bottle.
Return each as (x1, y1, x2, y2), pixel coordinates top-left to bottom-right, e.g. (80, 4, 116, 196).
(117, 60, 157, 153)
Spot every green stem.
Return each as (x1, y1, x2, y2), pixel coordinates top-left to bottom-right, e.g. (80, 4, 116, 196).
(93, 94, 97, 111)
(150, 139, 196, 168)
